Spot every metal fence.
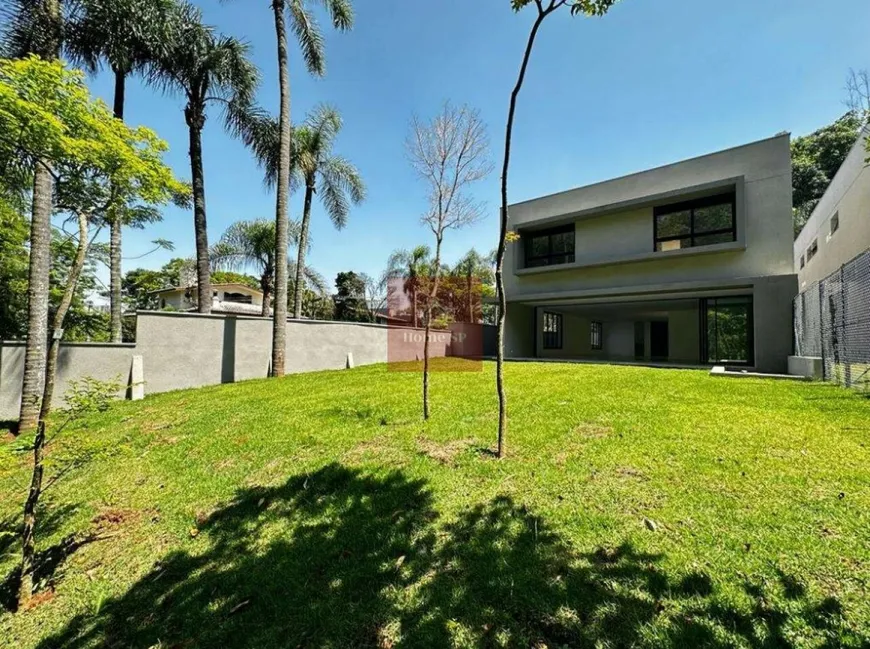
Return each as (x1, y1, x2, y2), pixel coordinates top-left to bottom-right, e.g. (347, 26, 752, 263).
(794, 248, 870, 389)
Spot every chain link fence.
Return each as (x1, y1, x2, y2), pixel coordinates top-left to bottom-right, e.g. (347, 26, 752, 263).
(794, 248, 870, 390)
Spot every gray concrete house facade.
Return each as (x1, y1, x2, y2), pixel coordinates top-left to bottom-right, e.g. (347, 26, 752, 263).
(794, 126, 870, 291)
(503, 134, 797, 374)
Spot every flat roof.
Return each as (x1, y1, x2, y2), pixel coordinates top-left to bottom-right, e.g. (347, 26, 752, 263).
(508, 132, 790, 209)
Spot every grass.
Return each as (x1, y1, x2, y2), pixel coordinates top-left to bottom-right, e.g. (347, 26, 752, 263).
(1, 360, 869, 648)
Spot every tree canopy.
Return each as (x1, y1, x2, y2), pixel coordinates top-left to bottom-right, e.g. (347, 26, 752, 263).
(791, 111, 863, 237)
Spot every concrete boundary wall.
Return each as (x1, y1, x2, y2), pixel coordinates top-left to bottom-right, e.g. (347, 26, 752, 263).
(0, 311, 477, 420)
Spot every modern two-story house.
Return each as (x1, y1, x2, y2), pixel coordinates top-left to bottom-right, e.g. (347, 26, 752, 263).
(503, 134, 797, 374)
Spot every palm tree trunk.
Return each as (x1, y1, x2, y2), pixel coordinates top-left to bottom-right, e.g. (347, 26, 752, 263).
(109, 69, 126, 342)
(186, 109, 211, 314)
(293, 182, 314, 320)
(271, 0, 291, 376)
(18, 163, 53, 433)
(260, 267, 272, 318)
(423, 237, 442, 421)
(20, 211, 89, 608)
(412, 285, 418, 329)
(496, 8, 548, 458)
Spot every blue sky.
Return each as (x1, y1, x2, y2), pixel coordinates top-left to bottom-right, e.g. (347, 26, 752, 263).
(81, 0, 870, 293)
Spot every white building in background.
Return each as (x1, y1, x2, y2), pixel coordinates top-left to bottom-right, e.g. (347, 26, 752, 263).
(151, 283, 267, 316)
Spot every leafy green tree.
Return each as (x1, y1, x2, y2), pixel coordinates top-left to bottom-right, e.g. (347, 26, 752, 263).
(333, 271, 367, 322)
(387, 245, 431, 328)
(0, 209, 29, 339)
(65, 0, 175, 341)
(791, 111, 863, 237)
(211, 270, 261, 290)
(0, 55, 186, 606)
(147, 1, 259, 314)
(266, 0, 353, 376)
(495, 0, 621, 456)
(2, 0, 64, 437)
(453, 248, 494, 324)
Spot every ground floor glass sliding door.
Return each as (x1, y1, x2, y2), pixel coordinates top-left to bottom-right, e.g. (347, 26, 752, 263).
(700, 296, 754, 365)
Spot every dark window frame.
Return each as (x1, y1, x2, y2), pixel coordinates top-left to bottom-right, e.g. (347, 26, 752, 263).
(653, 192, 737, 252)
(830, 212, 839, 235)
(806, 239, 818, 262)
(590, 321, 603, 350)
(524, 224, 575, 268)
(542, 312, 563, 350)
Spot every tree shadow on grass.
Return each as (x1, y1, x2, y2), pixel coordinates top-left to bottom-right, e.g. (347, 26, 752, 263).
(0, 503, 84, 612)
(33, 464, 870, 648)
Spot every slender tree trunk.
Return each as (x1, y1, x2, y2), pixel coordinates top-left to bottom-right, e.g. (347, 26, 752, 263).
(109, 69, 127, 342)
(109, 216, 122, 341)
(261, 269, 273, 318)
(271, 0, 291, 376)
(20, 212, 89, 608)
(423, 238, 442, 421)
(496, 9, 548, 458)
(467, 274, 474, 323)
(18, 163, 53, 433)
(18, 419, 45, 607)
(293, 182, 314, 319)
(412, 284, 418, 328)
(39, 213, 91, 421)
(186, 107, 211, 314)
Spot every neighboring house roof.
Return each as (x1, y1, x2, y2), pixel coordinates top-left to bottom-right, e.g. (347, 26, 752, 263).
(149, 283, 263, 296)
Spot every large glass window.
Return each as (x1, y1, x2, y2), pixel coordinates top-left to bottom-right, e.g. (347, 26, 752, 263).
(524, 224, 575, 268)
(543, 312, 563, 349)
(701, 296, 753, 365)
(591, 321, 603, 350)
(654, 193, 736, 252)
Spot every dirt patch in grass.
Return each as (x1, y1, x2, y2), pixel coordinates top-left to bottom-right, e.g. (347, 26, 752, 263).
(616, 466, 647, 480)
(574, 423, 612, 439)
(91, 508, 139, 531)
(416, 437, 474, 465)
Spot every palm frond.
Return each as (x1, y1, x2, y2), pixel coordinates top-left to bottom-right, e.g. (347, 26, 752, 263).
(319, 0, 354, 30)
(288, 0, 325, 76)
(318, 155, 365, 230)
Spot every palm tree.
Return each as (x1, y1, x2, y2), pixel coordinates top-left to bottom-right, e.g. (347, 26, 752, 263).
(65, 0, 174, 342)
(387, 245, 431, 329)
(212, 218, 318, 318)
(287, 106, 364, 319)
(267, 0, 353, 376)
(453, 248, 493, 324)
(3, 0, 63, 433)
(147, 1, 259, 314)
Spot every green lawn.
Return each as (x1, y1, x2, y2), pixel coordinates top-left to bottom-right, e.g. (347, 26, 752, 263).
(1, 361, 869, 648)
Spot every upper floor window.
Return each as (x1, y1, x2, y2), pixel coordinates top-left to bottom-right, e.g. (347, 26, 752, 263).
(542, 312, 563, 349)
(807, 239, 818, 262)
(799, 254, 805, 270)
(830, 212, 839, 236)
(525, 224, 575, 268)
(653, 192, 736, 252)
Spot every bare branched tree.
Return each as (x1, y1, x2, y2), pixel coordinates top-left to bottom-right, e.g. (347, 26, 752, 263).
(361, 271, 388, 323)
(407, 102, 493, 420)
(846, 68, 870, 122)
